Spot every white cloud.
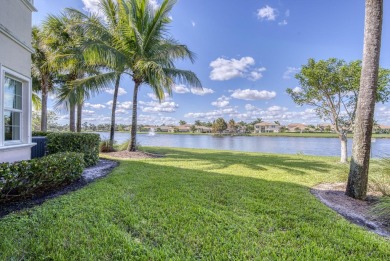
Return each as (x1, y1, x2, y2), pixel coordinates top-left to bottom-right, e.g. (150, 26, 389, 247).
(190, 87, 214, 96)
(209, 57, 266, 81)
(245, 104, 257, 111)
(191, 21, 196, 27)
(376, 106, 390, 125)
(138, 115, 178, 125)
(147, 92, 172, 101)
(211, 96, 230, 108)
(172, 84, 190, 94)
(82, 110, 95, 115)
(283, 67, 300, 79)
(248, 67, 267, 81)
(140, 101, 178, 113)
(116, 109, 128, 114)
(82, 0, 101, 15)
(84, 103, 106, 109)
(268, 106, 288, 112)
(278, 20, 288, 26)
(231, 89, 276, 100)
(184, 107, 239, 120)
(116, 101, 132, 110)
(292, 87, 303, 93)
(105, 87, 127, 96)
(257, 5, 277, 21)
(149, 0, 159, 11)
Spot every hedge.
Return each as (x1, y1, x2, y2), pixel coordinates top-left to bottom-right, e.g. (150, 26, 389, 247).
(32, 131, 51, 136)
(47, 133, 100, 167)
(0, 152, 84, 203)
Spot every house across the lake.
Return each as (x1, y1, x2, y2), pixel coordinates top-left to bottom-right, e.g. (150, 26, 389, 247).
(0, 0, 36, 163)
(254, 122, 281, 133)
(287, 123, 307, 133)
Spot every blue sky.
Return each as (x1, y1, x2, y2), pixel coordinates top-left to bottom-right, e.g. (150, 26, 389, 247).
(32, 0, 390, 126)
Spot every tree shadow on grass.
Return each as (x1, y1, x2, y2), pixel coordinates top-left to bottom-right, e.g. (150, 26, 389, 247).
(103, 160, 387, 259)
(1, 160, 387, 260)
(143, 147, 334, 176)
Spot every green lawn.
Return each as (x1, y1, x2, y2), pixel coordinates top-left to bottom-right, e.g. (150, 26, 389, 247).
(0, 148, 389, 260)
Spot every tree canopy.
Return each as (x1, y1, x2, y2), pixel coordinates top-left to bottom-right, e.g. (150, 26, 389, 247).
(287, 58, 390, 135)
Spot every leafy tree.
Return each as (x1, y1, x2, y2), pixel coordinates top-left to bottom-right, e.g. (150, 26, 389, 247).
(274, 121, 280, 125)
(246, 124, 254, 133)
(250, 118, 263, 125)
(279, 126, 288, 133)
(212, 118, 227, 134)
(190, 125, 196, 133)
(179, 120, 187, 125)
(287, 58, 389, 163)
(228, 119, 236, 133)
(194, 120, 202, 126)
(346, 0, 384, 199)
(32, 110, 58, 131)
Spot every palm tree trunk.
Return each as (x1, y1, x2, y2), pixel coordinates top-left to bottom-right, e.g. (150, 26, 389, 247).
(40, 79, 48, 132)
(69, 103, 76, 132)
(109, 75, 121, 150)
(128, 81, 140, 152)
(346, 0, 383, 199)
(77, 102, 83, 133)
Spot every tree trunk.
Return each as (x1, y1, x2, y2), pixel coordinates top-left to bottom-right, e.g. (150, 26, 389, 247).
(346, 0, 383, 199)
(76, 102, 83, 133)
(109, 75, 121, 150)
(40, 78, 48, 132)
(128, 81, 140, 151)
(340, 132, 348, 163)
(69, 103, 76, 132)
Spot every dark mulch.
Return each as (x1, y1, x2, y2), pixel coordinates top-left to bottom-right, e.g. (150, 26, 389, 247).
(312, 183, 390, 238)
(0, 159, 118, 218)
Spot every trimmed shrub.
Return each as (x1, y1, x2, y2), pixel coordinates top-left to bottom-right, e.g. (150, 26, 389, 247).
(47, 133, 100, 167)
(0, 152, 84, 203)
(32, 131, 51, 136)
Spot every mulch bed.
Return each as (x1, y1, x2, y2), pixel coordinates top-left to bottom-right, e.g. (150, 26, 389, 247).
(311, 183, 389, 238)
(0, 159, 118, 218)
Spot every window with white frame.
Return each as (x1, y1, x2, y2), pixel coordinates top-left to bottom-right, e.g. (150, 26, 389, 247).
(0, 66, 31, 147)
(4, 76, 23, 141)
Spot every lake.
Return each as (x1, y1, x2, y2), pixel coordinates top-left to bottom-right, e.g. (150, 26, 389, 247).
(98, 132, 390, 158)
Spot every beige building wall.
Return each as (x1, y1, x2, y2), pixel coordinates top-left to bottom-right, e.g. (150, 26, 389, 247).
(0, 0, 36, 163)
(0, 0, 34, 76)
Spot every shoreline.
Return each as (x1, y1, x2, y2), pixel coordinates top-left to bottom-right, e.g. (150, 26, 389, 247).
(93, 131, 390, 139)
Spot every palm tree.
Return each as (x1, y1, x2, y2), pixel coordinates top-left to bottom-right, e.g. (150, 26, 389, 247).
(43, 11, 103, 132)
(31, 26, 57, 131)
(346, 0, 383, 199)
(81, 0, 201, 151)
(65, 3, 127, 149)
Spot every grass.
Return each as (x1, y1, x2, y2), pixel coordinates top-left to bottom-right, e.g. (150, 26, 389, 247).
(0, 147, 389, 260)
